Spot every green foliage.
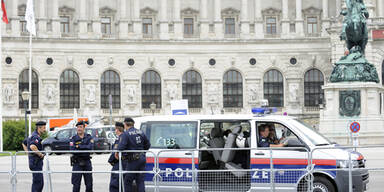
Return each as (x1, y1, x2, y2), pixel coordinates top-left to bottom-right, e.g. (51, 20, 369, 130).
(3, 120, 47, 151)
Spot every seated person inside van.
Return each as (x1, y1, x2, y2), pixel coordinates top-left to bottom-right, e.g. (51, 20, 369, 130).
(267, 124, 285, 144)
(258, 124, 286, 147)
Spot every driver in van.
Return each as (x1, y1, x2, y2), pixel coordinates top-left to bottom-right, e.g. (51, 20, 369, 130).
(258, 125, 286, 147)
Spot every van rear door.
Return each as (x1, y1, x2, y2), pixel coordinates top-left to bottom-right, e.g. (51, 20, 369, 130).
(141, 120, 199, 192)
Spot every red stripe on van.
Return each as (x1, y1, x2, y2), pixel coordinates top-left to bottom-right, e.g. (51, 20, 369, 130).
(146, 157, 198, 164)
(251, 158, 336, 166)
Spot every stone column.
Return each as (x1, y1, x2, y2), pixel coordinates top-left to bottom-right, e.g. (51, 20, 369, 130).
(281, 0, 290, 38)
(78, 0, 88, 38)
(240, 0, 250, 39)
(173, 0, 182, 39)
(378, 0, 384, 17)
(295, 0, 304, 37)
(159, 0, 169, 39)
(119, 0, 129, 39)
(321, 0, 330, 37)
(38, 0, 47, 37)
(92, 0, 101, 38)
(200, 0, 209, 39)
(214, 0, 223, 38)
(336, 0, 341, 17)
(11, 0, 20, 36)
(51, 0, 60, 37)
(132, 0, 142, 39)
(254, 0, 264, 38)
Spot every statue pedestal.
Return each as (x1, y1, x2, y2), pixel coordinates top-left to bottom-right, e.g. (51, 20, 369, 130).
(319, 82, 384, 144)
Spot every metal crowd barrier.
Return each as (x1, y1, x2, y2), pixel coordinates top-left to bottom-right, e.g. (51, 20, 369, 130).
(1, 146, 383, 191)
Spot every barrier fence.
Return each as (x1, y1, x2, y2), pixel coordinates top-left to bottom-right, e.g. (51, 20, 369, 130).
(0, 146, 382, 192)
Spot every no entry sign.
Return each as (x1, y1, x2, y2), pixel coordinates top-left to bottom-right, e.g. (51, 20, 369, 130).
(350, 122, 360, 133)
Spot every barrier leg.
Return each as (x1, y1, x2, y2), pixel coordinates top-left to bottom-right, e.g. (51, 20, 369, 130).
(11, 154, 17, 192)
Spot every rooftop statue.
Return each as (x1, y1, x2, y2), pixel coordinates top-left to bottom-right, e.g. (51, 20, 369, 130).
(330, 0, 379, 83)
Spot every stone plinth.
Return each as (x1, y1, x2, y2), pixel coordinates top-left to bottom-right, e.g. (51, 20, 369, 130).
(319, 82, 384, 144)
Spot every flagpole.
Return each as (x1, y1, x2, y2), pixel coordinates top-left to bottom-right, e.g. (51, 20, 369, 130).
(28, 32, 32, 136)
(0, 6, 3, 152)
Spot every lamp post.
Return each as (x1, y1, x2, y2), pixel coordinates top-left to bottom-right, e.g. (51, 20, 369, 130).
(149, 102, 156, 116)
(21, 91, 31, 139)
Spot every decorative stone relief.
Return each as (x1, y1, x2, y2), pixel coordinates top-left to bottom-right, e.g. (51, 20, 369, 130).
(248, 85, 258, 103)
(207, 83, 219, 104)
(127, 85, 136, 104)
(166, 84, 178, 102)
(289, 83, 299, 103)
(3, 84, 16, 104)
(85, 84, 96, 104)
(45, 84, 56, 104)
(339, 90, 361, 117)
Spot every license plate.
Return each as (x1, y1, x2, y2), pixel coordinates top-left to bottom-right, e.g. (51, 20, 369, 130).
(104, 143, 108, 145)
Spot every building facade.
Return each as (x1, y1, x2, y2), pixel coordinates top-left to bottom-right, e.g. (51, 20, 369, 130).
(2, 0, 384, 125)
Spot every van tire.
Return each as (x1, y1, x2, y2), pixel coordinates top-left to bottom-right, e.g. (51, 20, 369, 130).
(313, 176, 335, 192)
(298, 176, 335, 192)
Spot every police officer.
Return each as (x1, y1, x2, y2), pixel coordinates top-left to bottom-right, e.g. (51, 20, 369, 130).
(22, 137, 28, 151)
(258, 125, 286, 148)
(28, 121, 47, 192)
(108, 122, 124, 192)
(70, 121, 94, 192)
(117, 117, 150, 192)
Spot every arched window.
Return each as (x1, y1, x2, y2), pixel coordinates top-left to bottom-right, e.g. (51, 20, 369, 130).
(304, 69, 324, 106)
(19, 69, 39, 109)
(223, 70, 243, 108)
(101, 70, 120, 109)
(382, 60, 384, 86)
(60, 69, 79, 109)
(142, 70, 161, 108)
(264, 69, 284, 107)
(182, 70, 202, 108)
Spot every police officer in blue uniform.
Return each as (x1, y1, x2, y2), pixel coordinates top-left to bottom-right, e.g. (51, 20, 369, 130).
(70, 121, 94, 192)
(258, 125, 286, 148)
(117, 117, 151, 192)
(108, 122, 124, 192)
(28, 121, 47, 192)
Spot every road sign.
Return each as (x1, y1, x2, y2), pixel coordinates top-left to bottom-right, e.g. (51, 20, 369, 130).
(350, 122, 360, 133)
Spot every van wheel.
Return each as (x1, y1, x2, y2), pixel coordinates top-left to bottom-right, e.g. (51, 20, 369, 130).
(298, 176, 335, 192)
(312, 177, 335, 192)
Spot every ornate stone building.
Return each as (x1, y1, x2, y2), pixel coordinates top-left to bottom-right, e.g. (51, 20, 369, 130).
(1, 0, 384, 126)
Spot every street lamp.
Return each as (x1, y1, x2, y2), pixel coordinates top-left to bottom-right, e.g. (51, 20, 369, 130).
(21, 91, 31, 139)
(149, 102, 156, 116)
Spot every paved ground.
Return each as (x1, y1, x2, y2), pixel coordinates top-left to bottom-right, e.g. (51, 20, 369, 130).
(0, 147, 383, 192)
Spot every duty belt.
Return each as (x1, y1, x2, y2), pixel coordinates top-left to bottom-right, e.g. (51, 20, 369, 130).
(122, 153, 143, 161)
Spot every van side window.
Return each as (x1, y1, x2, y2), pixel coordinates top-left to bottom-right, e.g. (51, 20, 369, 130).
(256, 122, 302, 148)
(141, 121, 198, 149)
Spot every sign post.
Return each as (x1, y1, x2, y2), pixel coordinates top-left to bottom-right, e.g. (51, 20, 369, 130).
(349, 121, 360, 149)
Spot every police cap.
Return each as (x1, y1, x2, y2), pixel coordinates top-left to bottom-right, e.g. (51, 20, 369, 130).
(124, 117, 134, 124)
(115, 122, 124, 128)
(76, 120, 85, 126)
(35, 121, 46, 126)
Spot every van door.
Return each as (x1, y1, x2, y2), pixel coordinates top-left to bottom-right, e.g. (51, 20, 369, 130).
(198, 120, 251, 192)
(251, 121, 309, 192)
(141, 121, 199, 192)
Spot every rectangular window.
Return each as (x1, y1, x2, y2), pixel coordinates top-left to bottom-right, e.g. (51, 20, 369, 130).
(141, 121, 198, 149)
(60, 16, 70, 33)
(20, 16, 27, 32)
(225, 18, 235, 34)
(142, 18, 153, 35)
(184, 18, 194, 35)
(266, 17, 277, 34)
(290, 23, 296, 33)
(307, 17, 317, 34)
(101, 17, 112, 34)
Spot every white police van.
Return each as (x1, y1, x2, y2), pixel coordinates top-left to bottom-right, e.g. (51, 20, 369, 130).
(135, 109, 369, 192)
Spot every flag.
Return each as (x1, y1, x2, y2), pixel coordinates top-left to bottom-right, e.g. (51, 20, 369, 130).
(1, 0, 8, 24)
(25, 0, 36, 35)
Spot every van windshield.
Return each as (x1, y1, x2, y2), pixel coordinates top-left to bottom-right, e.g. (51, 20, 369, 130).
(141, 121, 198, 149)
(290, 119, 331, 146)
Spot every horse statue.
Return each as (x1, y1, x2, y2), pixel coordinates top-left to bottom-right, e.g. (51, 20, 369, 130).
(340, 0, 369, 55)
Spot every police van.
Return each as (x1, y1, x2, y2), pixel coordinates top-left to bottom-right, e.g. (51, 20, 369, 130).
(135, 110, 369, 192)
